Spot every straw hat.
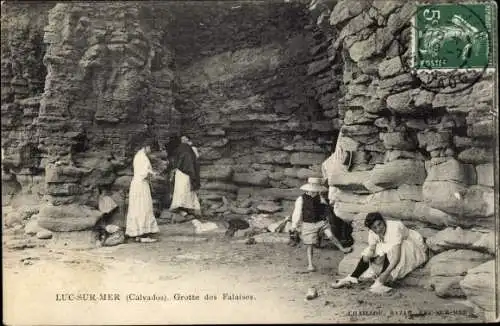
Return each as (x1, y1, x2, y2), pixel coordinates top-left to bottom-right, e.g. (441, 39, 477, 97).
(300, 177, 328, 192)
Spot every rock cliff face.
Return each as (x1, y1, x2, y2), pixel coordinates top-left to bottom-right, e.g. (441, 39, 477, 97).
(1, 2, 53, 207)
(311, 0, 496, 317)
(2, 2, 181, 230)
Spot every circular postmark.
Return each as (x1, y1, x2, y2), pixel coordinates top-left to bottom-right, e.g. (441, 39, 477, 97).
(392, 2, 493, 94)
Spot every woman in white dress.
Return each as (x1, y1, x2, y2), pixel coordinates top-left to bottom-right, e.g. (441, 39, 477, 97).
(125, 141, 160, 243)
(331, 212, 428, 293)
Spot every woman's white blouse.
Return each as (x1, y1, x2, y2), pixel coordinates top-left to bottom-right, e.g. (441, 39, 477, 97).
(367, 220, 408, 256)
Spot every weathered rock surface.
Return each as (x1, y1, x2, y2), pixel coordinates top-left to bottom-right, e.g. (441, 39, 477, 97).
(423, 181, 494, 218)
(38, 204, 103, 231)
(426, 227, 483, 253)
(426, 249, 492, 298)
(256, 202, 282, 213)
(103, 230, 125, 246)
(98, 195, 118, 214)
(426, 159, 476, 185)
(472, 231, 495, 255)
(24, 218, 44, 235)
(460, 260, 496, 316)
(36, 229, 53, 239)
(475, 164, 494, 187)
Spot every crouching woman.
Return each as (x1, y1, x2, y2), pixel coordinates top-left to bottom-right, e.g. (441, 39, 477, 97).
(331, 212, 428, 293)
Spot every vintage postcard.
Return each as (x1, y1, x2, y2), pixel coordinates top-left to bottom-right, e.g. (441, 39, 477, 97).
(2, 0, 498, 324)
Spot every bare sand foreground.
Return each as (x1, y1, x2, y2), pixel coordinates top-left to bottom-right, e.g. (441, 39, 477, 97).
(3, 223, 482, 325)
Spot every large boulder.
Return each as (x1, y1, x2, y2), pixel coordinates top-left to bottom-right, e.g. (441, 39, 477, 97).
(38, 203, 104, 232)
(328, 170, 371, 192)
(426, 249, 492, 298)
(423, 181, 494, 218)
(335, 200, 459, 227)
(98, 195, 118, 214)
(417, 130, 452, 151)
(458, 148, 494, 164)
(475, 163, 494, 187)
(45, 164, 88, 183)
(412, 203, 459, 227)
(460, 260, 496, 318)
(368, 159, 426, 189)
(472, 231, 495, 255)
(426, 227, 483, 253)
(379, 132, 416, 150)
(426, 158, 476, 185)
(367, 184, 423, 202)
(329, 0, 370, 26)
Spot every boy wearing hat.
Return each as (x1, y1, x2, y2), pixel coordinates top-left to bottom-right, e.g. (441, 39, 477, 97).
(291, 177, 353, 272)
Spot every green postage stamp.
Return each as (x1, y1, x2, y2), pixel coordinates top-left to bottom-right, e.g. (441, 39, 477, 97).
(413, 2, 495, 70)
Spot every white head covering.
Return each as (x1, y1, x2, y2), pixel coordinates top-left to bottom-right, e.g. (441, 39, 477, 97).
(300, 177, 328, 192)
(181, 136, 193, 145)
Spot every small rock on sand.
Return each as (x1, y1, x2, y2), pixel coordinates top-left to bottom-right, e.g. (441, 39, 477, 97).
(306, 287, 318, 300)
(36, 230, 53, 239)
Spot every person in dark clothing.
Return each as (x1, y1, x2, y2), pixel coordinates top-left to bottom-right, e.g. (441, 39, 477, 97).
(165, 135, 201, 217)
(320, 203, 354, 248)
(290, 177, 353, 272)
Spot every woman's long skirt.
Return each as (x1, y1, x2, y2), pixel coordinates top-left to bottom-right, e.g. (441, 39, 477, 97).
(125, 177, 159, 237)
(169, 169, 201, 212)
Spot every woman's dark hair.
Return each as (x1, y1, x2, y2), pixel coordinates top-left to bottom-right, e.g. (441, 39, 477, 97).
(164, 136, 181, 156)
(364, 212, 385, 229)
(130, 132, 158, 153)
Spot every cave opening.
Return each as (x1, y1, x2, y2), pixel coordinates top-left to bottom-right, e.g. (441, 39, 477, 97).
(163, 1, 340, 158)
(146, 0, 344, 210)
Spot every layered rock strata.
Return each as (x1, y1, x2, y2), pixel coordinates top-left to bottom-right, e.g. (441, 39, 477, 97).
(312, 0, 496, 317)
(169, 1, 341, 217)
